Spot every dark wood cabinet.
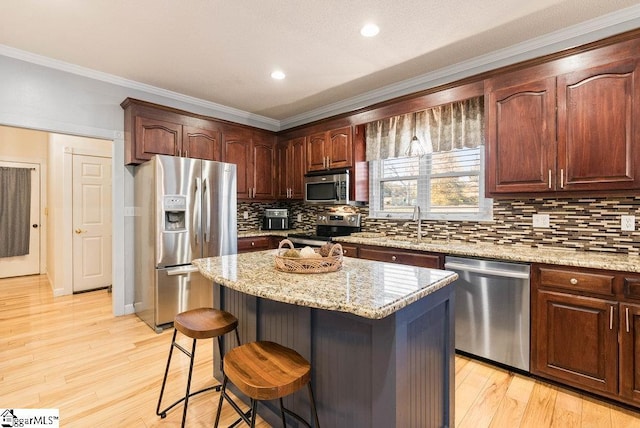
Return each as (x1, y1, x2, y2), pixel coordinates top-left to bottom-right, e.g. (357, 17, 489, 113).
(339, 244, 359, 258)
(251, 131, 277, 200)
(237, 236, 277, 253)
(335, 242, 443, 269)
(277, 136, 305, 200)
(183, 125, 220, 161)
(620, 303, 640, 403)
(223, 127, 276, 201)
(486, 77, 556, 193)
(306, 126, 353, 172)
(533, 289, 618, 395)
(557, 58, 640, 191)
(122, 98, 222, 165)
(532, 264, 640, 407)
(486, 54, 640, 195)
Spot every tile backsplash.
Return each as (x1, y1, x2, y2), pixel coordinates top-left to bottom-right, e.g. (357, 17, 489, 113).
(237, 197, 640, 255)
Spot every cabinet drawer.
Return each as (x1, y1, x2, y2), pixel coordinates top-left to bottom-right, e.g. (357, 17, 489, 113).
(358, 246, 442, 269)
(238, 237, 273, 253)
(339, 244, 359, 258)
(538, 267, 615, 296)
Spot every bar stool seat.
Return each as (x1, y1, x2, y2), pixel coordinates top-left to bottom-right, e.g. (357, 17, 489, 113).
(157, 307, 240, 428)
(214, 341, 320, 427)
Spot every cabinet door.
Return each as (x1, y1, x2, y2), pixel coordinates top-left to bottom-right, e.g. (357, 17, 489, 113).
(135, 116, 182, 161)
(276, 141, 289, 199)
(557, 58, 640, 191)
(223, 128, 253, 200)
(288, 137, 306, 199)
(183, 125, 220, 161)
(328, 127, 353, 169)
(252, 134, 276, 200)
(307, 132, 327, 171)
(486, 77, 556, 194)
(620, 303, 640, 404)
(532, 290, 618, 395)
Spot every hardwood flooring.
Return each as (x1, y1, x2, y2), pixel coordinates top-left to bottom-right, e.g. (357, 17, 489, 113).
(1, 274, 639, 427)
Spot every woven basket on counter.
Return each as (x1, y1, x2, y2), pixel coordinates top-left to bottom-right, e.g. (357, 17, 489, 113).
(274, 239, 343, 273)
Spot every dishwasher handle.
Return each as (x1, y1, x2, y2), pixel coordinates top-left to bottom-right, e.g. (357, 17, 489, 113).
(444, 262, 530, 279)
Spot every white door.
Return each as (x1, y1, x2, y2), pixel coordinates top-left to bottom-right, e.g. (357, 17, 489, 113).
(0, 161, 40, 278)
(72, 155, 112, 292)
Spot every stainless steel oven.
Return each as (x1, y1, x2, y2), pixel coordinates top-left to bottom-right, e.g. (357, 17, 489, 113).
(445, 256, 531, 372)
(287, 211, 361, 247)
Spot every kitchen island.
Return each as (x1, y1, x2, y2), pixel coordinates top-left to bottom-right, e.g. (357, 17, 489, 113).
(193, 250, 458, 428)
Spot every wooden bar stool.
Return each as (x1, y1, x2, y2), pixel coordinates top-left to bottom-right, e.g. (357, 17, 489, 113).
(156, 307, 241, 428)
(214, 340, 320, 428)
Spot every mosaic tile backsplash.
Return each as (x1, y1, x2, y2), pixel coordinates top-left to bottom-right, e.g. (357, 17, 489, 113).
(237, 197, 640, 255)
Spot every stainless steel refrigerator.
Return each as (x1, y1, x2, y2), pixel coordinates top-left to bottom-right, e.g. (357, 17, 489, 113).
(133, 155, 237, 332)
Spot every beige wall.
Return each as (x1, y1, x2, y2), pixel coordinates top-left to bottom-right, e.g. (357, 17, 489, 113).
(0, 125, 48, 159)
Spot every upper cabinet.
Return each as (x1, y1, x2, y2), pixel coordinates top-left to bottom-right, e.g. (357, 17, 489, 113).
(223, 125, 276, 201)
(277, 136, 306, 200)
(307, 126, 353, 172)
(486, 47, 640, 196)
(122, 98, 221, 165)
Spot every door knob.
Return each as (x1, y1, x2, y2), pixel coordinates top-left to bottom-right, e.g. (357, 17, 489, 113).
(32, 224, 38, 228)
(75, 228, 83, 234)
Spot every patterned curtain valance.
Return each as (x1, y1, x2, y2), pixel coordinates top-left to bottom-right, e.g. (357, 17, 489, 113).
(365, 96, 485, 161)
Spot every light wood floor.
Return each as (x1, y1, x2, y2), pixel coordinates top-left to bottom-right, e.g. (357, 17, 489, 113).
(1, 275, 639, 427)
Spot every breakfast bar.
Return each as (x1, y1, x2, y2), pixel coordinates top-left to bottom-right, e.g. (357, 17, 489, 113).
(193, 251, 458, 428)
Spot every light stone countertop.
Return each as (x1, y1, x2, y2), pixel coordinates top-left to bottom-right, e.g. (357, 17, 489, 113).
(193, 250, 458, 320)
(334, 236, 640, 273)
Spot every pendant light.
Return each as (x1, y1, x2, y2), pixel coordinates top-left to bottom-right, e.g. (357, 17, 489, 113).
(405, 111, 425, 157)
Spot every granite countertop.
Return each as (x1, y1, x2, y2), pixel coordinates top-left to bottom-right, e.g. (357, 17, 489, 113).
(237, 229, 640, 273)
(334, 235, 640, 273)
(193, 251, 458, 320)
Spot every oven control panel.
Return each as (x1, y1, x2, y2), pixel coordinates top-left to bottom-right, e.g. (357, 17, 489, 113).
(316, 212, 361, 227)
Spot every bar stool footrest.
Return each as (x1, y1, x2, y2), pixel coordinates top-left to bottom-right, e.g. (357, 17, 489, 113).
(156, 383, 222, 418)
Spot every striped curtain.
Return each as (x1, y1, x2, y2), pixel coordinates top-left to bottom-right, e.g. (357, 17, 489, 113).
(0, 167, 32, 257)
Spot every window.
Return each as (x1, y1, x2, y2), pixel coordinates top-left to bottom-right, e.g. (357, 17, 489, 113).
(367, 96, 492, 221)
(369, 147, 492, 221)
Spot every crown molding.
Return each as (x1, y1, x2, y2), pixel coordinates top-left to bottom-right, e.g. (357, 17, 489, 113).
(0, 44, 280, 131)
(2, 4, 640, 133)
(279, 4, 640, 130)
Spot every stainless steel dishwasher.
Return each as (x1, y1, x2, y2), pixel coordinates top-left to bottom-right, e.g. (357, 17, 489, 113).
(444, 256, 531, 371)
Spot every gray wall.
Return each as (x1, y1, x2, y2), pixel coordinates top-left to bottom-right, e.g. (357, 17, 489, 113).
(0, 54, 272, 316)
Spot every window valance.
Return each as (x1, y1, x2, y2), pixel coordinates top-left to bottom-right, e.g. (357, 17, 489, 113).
(365, 96, 485, 161)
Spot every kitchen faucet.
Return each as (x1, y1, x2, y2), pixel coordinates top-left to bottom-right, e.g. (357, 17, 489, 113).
(412, 205, 421, 242)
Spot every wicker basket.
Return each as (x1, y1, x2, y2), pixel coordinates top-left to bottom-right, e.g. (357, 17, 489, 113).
(274, 239, 343, 273)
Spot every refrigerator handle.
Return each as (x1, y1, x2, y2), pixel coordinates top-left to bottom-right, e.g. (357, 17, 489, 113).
(204, 177, 211, 242)
(194, 177, 201, 245)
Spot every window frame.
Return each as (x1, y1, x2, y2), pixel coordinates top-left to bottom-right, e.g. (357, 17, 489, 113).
(369, 146, 493, 222)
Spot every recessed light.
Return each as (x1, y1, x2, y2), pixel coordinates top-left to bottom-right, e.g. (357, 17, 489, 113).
(271, 70, 286, 80)
(360, 23, 379, 37)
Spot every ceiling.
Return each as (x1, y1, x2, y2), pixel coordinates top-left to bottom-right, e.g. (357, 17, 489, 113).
(1, 1, 640, 130)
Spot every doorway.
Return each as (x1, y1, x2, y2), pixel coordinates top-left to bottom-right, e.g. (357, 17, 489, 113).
(72, 154, 112, 292)
(0, 160, 41, 278)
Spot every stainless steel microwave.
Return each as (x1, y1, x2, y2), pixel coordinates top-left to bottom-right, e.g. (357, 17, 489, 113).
(304, 170, 350, 204)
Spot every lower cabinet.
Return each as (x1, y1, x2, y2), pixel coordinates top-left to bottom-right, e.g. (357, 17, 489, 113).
(533, 289, 618, 395)
(620, 303, 640, 403)
(335, 243, 443, 269)
(237, 236, 278, 253)
(532, 264, 640, 407)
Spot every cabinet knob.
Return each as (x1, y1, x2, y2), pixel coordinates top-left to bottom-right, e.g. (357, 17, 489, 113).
(343, 249, 348, 255)
(391, 255, 397, 261)
(570, 278, 578, 285)
(251, 241, 255, 246)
